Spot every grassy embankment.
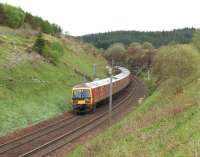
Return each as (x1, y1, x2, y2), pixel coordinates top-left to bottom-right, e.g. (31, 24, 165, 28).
(0, 26, 108, 135)
(68, 44, 200, 157)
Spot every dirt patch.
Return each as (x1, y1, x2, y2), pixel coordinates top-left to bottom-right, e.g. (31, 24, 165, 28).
(4, 51, 44, 68)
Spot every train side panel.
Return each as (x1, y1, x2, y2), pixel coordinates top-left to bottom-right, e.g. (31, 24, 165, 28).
(91, 73, 131, 105)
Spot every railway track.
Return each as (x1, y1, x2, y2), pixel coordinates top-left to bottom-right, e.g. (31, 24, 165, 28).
(0, 76, 145, 157)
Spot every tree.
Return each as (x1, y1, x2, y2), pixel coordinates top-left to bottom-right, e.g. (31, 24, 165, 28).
(24, 13, 41, 30)
(153, 45, 200, 81)
(142, 42, 154, 49)
(105, 43, 126, 64)
(126, 42, 155, 73)
(129, 42, 142, 50)
(33, 33, 45, 54)
(1, 4, 25, 28)
(51, 23, 62, 35)
(41, 20, 53, 34)
(0, 3, 6, 25)
(80, 28, 195, 49)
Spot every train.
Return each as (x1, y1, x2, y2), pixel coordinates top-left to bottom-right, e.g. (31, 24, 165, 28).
(72, 66, 131, 113)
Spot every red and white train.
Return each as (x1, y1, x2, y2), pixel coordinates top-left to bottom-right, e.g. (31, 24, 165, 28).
(72, 66, 131, 113)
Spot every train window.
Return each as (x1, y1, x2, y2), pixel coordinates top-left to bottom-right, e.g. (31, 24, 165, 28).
(73, 89, 91, 99)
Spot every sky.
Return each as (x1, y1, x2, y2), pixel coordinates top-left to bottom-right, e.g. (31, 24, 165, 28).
(0, 0, 200, 36)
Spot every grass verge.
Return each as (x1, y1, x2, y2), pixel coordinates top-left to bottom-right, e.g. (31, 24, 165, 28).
(0, 26, 108, 135)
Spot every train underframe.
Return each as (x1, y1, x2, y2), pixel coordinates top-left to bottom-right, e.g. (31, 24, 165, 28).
(72, 103, 96, 114)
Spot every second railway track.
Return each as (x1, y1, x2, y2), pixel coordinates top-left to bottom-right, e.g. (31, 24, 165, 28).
(0, 76, 145, 157)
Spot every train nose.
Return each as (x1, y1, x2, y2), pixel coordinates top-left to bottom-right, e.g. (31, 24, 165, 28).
(78, 100, 86, 105)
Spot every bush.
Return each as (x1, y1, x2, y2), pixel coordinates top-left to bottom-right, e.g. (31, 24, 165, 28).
(1, 4, 25, 28)
(33, 33, 45, 54)
(105, 43, 126, 64)
(159, 77, 184, 96)
(192, 30, 200, 52)
(145, 78, 157, 96)
(33, 34, 64, 65)
(24, 13, 41, 30)
(43, 41, 64, 65)
(153, 45, 200, 82)
(142, 41, 154, 49)
(0, 4, 6, 25)
(0, 3, 62, 35)
(129, 42, 142, 50)
(41, 20, 53, 34)
(41, 21, 62, 35)
(33, 32, 64, 64)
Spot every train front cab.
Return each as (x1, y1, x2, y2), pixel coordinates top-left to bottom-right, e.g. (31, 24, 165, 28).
(72, 88, 94, 113)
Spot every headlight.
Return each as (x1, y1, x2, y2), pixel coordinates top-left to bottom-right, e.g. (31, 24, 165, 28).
(85, 99, 91, 103)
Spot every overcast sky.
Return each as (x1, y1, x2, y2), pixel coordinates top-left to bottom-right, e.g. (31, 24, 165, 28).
(0, 0, 200, 36)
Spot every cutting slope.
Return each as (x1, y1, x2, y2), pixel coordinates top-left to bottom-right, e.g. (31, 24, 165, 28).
(0, 26, 108, 135)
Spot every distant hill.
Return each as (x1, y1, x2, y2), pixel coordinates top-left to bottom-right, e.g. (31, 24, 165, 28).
(79, 28, 196, 49)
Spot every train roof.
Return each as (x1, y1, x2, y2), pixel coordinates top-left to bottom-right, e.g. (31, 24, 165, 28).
(73, 66, 130, 89)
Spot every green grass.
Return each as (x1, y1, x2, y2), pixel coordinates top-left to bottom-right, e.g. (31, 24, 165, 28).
(68, 58, 200, 157)
(0, 26, 108, 135)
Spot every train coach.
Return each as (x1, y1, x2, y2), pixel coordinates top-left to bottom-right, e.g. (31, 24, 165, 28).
(72, 66, 131, 113)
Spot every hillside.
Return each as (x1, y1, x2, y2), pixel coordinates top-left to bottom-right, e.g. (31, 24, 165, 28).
(0, 26, 108, 135)
(68, 41, 200, 156)
(69, 79, 200, 157)
(79, 28, 195, 49)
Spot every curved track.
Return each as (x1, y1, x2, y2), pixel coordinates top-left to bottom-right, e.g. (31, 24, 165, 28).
(0, 76, 146, 157)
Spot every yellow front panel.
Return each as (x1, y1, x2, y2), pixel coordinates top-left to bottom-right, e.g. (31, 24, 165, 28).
(78, 100, 85, 104)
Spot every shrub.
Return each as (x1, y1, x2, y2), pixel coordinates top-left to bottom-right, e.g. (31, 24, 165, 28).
(105, 43, 126, 64)
(51, 24, 62, 35)
(43, 41, 64, 65)
(33, 34, 64, 65)
(159, 77, 184, 96)
(1, 4, 25, 28)
(145, 78, 157, 96)
(129, 42, 142, 49)
(0, 3, 6, 25)
(153, 45, 200, 82)
(0, 3, 62, 35)
(192, 30, 200, 52)
(24, 13, 41, 30)
(33, 33, 45, 54)
(142, 41, 154, 49)
(41, 20, 53, 34)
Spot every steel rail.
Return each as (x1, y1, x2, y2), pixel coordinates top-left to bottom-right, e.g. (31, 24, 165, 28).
(20, 78, 138, 157)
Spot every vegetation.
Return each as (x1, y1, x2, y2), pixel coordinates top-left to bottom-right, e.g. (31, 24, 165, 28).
(104, 43, 126, 64)
(0, 26, 108, 135)
(142, 41, 154, 49)
(34, 33, 64, 65)
(68, 32, 200, 157)
(104, 42, 155, 75)
(69, 81, 200, 157)
(192, 30, 200, 51)
(79, 28, 195, 49)
(33, 33, 45, 54)
(0, 3, 62, 35)
(0, 3, 25, 28)
(153, 45, 200, 81)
